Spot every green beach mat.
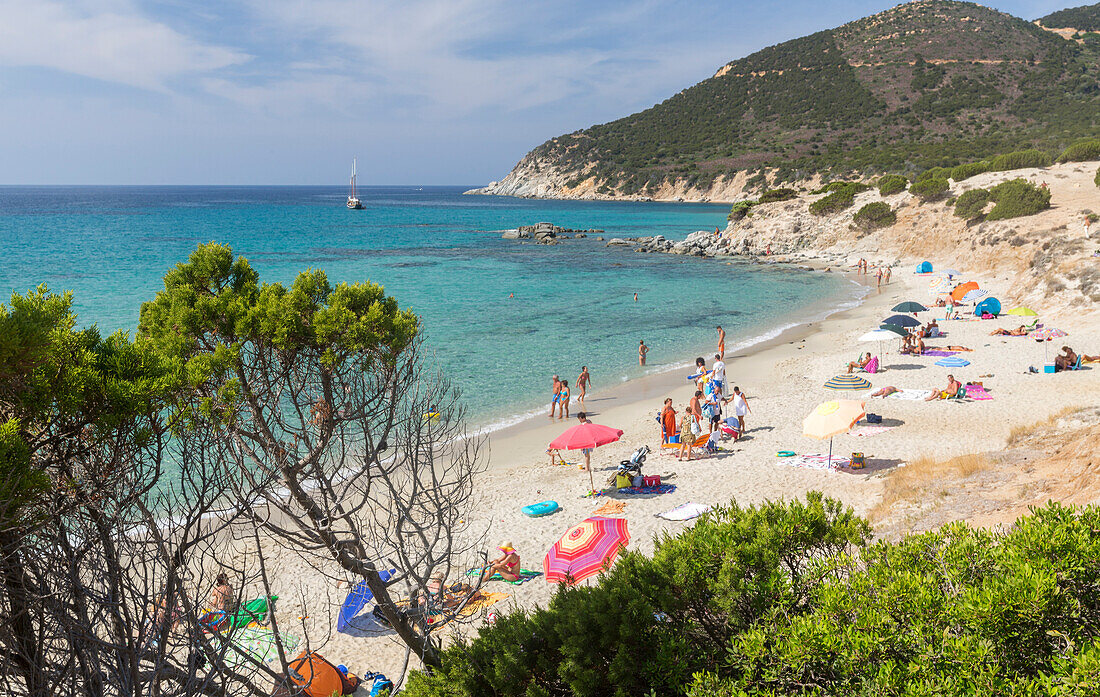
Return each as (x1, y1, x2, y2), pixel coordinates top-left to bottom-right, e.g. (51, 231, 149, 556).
(229, 595, 277, 628)
(466, 568, 542, 585)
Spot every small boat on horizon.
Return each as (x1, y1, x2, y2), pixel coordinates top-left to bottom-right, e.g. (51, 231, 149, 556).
(347, 158, 363, 209)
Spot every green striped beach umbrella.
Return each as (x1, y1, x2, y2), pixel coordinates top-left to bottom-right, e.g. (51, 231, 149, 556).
(823, 374, 872, 391)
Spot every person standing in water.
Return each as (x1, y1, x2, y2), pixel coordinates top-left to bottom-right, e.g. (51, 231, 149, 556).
(716, 326, 726, 359)
(638, 340, 649, 366)
(577, 367, 592, 408)
(633, 292, 638, 302)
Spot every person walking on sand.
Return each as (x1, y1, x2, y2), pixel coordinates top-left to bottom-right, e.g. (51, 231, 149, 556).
(575, 411, 594, 472)
(549, 375, 561, 418)
(716, 326, 726, 359)
(577, 366, 592, 408)
(558, 380, 570, 419)
(638, 340, 649, 366)
(727, 386, 751, 433)
(876, 268, 883, 287)
(884, 267, 892, 284)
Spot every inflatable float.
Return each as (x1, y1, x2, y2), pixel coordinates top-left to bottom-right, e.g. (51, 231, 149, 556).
(522, 500, 559, 517)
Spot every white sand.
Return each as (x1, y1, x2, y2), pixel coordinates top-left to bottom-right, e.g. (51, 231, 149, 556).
(216, 264, 1100, 684)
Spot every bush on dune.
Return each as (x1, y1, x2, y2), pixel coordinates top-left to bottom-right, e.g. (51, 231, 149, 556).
(1058, 139, 1100, 163)
(757, 188, 797, 203)
(405, 496, 1100, 697)
(876, 174, 908, 195)
(955, 188, 991, 220)
(909, 176, 950, 201)
(728, 200, 756, 220)
(1095, 165, 1099, 188)
(809, 182, 870, 215)
(986, 178, 1051, 220)
(853, 201, 896, 230)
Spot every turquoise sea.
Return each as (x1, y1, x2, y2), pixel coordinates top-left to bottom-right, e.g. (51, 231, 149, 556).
(0, 186, 857, 429)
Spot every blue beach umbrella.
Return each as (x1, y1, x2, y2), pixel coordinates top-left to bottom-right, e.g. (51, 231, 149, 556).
(882, 314, 921, 328)
(935, 356, 970, 368)
(823, 374, 872, 391)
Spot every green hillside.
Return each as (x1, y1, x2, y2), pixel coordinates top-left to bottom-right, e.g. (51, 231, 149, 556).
(1039, 3, 1100, 31)
(519, 0, 1100, 195)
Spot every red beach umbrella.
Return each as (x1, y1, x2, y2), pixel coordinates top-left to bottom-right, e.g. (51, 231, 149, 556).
(549, 422, 623, 450)
(544, 516, 630, 585)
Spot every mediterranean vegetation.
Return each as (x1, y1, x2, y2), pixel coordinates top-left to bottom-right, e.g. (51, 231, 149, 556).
(852, 201, 897, 230)
(1058, 138, 1100, 162)
(1039, 3, 1100, 31)
(1096, 165, 1100, 187)
(0, 245, 482, 695)
(876, 174, 908, 195)
(954, 179, 1052, 221)
(406, 494, 1100, 697)
(514, 1, 1100, 195)
(909, 176, 951, 201)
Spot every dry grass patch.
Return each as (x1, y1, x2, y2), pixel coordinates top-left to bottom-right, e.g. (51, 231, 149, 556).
(1006, 405, 1084, 445)
(873, 453, 993, 520)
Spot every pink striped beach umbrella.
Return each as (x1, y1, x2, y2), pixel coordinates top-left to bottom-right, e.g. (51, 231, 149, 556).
(1031, 327, 1067, 366)
(544, 516, 630, 585)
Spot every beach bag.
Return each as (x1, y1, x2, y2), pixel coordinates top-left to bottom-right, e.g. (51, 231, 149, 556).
(690, 417, 701, 436)
(866, 413, 882, 424)
(615, 474, 632, 489)
(702, 402, 718, 419)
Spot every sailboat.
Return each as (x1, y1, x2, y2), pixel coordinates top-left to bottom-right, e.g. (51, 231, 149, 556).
(346, 158, 363, 209)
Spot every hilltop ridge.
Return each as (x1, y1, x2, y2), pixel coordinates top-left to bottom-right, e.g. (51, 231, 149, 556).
(472, 1, 1100, 202)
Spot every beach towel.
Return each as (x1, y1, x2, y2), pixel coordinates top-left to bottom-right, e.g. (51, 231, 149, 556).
(593, 500, 627, 516)
(886, 389, 935, 401)
(465, 568, 542, 585)
(215, 626, 300, 669)
(964, 385, 993, 400)
(656, 502, 711, 521)
(618, 484, 677, 496)
(780, 454, 851, 471)
(850, 425, 897, 437)
(424, 591, 510, 625)
(922, 350, 958, 357)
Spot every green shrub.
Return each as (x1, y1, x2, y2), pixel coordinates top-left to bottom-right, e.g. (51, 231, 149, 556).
(811, 181, 870, 195)
(986, 178, 1051, 220)
(914, 166, 952, 183)
(757, 188, 797, 204)
(909, 176, 950, 201)
(852, 202, 896, 230)
(810, 189, 856, 215)
(728, 200, 756, 221)
(407, 498, 1100, 697)
(1095, 166, 1099, 188)
(989, 148, 1052, 171)
(951, 160, 990, 181)
(876, 174, 908, 195)
(955, 188, 991, 220)
(1058, 139, 1100, 163)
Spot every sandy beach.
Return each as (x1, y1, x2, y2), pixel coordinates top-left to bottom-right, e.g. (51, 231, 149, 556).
(223, 257, 1099, 683)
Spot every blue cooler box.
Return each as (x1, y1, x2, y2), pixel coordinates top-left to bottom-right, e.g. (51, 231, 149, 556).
(1044, 364, 1056, 374)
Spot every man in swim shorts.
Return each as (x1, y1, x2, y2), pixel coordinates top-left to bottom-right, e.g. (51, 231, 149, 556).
(549, 375, 561, 417)
(638, 340, 649, 366)
(716, 326, 725, 359)
(711, 353, 726, 393)
(577, 367, 592, 408)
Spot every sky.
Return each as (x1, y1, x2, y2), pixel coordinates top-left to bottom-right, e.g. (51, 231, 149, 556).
(0, 0, 1078, 185)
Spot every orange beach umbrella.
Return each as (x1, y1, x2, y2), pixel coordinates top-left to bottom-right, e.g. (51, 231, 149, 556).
(950, 281, 979, 304)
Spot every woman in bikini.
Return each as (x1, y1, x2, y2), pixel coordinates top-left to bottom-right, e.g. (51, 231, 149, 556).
(990, 325, 1029, 336)
(481, 542, 520, 582)
(558, 380, 570, 419)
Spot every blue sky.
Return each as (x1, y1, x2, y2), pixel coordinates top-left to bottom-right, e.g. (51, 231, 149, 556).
(0, 0, 1075, 185)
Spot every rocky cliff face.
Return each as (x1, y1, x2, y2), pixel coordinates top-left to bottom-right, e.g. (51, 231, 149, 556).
(723, 161, 1100, 313)
(466, 151, 757, 202)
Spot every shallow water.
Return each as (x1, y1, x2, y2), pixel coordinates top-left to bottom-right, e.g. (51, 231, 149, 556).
(0, 185, 855, 428)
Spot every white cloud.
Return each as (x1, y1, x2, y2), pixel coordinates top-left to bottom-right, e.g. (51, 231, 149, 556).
(0, 0, 249, 91)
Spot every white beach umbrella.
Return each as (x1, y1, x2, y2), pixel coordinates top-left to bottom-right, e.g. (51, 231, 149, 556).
(858, 328, 897, 360)
(938, 269, 961, 278)
(962, 289, 989, 303)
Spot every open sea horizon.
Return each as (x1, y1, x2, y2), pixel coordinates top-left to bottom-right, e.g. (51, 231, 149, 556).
(0, 185, 858, 431)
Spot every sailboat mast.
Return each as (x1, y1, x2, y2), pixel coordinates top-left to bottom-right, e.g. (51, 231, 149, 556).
(350, 158, 357, 199)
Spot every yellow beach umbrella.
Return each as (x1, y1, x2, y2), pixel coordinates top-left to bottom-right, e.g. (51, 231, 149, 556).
(1006, 307, 1038, 317)
(803, 400, 866, 468)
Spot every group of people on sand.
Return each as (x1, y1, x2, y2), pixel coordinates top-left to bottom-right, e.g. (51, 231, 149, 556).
(657, 327, 751, 461)
(549, 367, 592, 419)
